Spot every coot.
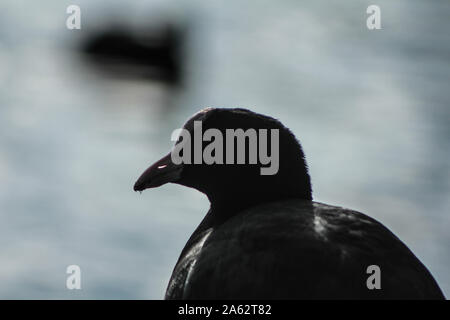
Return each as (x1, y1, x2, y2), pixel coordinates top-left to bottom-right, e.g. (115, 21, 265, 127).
(134, 108, 444, 299)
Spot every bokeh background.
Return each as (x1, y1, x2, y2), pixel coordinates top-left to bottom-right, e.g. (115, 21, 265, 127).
(0, 0, 449, 299)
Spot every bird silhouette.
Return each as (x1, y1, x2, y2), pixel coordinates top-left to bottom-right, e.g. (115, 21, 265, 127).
(134, 108, 445, 299)
(82, 23, 184, 84)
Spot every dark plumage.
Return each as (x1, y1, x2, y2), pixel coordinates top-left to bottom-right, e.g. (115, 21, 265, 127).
(134, 108, 444, 299)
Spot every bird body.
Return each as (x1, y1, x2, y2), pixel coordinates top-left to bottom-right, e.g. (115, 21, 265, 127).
(165, 200, 444, 299)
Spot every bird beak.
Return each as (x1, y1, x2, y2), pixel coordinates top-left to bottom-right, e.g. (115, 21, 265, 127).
(133, 152, 183, 192)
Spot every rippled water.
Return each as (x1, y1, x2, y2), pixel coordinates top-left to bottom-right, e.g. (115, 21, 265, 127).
(0, 0, 449, 298)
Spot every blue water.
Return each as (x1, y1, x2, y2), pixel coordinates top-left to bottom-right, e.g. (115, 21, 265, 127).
(0, 0, 448, 299)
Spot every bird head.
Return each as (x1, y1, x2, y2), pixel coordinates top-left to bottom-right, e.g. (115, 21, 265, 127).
(134, 108, 312, 212)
